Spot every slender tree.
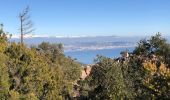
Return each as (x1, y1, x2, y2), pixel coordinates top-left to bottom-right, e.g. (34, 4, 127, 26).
(19, 6, 34, 44)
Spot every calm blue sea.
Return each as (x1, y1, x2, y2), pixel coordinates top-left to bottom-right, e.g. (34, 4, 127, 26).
(65, 47, 134, 64)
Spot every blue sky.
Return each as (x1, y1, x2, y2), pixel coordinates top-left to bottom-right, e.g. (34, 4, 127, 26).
(0, 0, 170, 37)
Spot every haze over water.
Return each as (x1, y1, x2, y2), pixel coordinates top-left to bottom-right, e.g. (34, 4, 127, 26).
(11, 35, 170, 64)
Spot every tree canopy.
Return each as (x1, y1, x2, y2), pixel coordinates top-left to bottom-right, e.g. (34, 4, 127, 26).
(0, 25, 81, 99)
(79, 33, 170, 99)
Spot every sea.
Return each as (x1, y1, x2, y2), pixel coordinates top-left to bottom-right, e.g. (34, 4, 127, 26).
(65, 47, 134, 64)
(10, 35, 169, 64)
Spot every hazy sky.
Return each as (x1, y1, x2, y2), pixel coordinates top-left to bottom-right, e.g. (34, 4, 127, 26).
(0, 0, 170, 36)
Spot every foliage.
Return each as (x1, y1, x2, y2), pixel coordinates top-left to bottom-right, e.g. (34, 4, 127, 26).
(0, 24, 8, 53)
(132, 33, 170, 99)
(0, 53, 9, 99)
(133, 32, 170, 67)
(0, 26, 81, 99)
(143, 61, 170, 98)
(82, 56, 132, 99)
(79, 33, 170, 99)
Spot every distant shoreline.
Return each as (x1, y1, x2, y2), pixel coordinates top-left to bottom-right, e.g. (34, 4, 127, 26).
(64, 45, 136, 52)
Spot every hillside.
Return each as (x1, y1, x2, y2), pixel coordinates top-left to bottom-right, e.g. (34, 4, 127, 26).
(0, 29, 82, 99)
(1, 26, 170, 99)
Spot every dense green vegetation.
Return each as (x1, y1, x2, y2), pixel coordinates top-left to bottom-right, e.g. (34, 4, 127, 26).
(0, 23, 170, 100)
(79, 33, 170, 99)
(0, 26, 81, 99)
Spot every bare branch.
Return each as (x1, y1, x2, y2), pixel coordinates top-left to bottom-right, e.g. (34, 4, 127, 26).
(24, 28, 35, 35)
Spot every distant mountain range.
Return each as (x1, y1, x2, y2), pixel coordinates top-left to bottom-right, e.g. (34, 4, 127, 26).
(10, 35, 170, 52)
